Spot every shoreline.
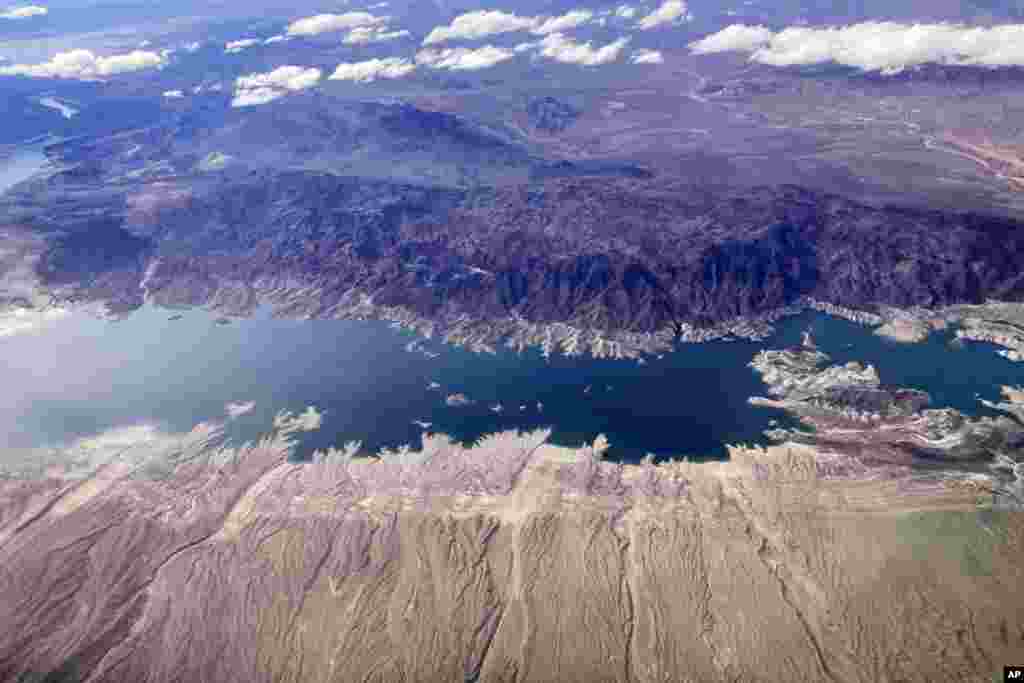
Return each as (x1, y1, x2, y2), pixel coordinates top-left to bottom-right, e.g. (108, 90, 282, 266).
(1, 402, 1019, 682)
(16, 276, 1024, 363)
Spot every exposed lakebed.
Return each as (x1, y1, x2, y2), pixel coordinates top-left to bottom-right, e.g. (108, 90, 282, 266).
(4, 304, 1024, 462)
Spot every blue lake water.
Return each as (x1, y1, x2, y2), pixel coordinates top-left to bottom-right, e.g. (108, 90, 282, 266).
(4, 304, 1024, 462)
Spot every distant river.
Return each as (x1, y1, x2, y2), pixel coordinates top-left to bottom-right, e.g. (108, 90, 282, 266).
(4, 305, 1024, 462)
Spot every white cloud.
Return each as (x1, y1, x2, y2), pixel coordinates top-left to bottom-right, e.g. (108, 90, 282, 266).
(0, 48, 165, 79)
(637, 0, 690, 30)
(535, 32, 630, 66)
(287, 11, 386, 37)
(688, 21, 1024, 73)
(162, 89, 184, 98)
(615, 5, 637, 19)
(231, 86, 285, 107)
(416, 45, 515, 70)
(232, 65, 321, 107)
(264, 34, 287, 44)
(0, 5, 46, 19)
(225, 38, 258, 53)
(423, 8, 593, 45)
(236, 64, 322, 91)
(533, 10, 593, 35)
(423, 9, 536, 44)
(342, 26, 410, 44)
(329, 56, 415, 81)
(688, 23, 772, 54)
(184, 41, 201, 52)
(631, 48, 664, 63)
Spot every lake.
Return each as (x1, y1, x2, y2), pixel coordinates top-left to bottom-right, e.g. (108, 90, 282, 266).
(4, 304, 1024, 462)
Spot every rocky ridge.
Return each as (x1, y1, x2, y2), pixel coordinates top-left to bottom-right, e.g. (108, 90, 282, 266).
(8, 167, 1024, 359)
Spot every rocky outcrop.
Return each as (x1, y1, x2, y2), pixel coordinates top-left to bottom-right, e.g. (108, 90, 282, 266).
(947, 302, 1024, 361)
(749, 332, 1024, 507)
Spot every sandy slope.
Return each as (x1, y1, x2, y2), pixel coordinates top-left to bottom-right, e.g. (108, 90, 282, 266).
(0, 414, 1020, 683)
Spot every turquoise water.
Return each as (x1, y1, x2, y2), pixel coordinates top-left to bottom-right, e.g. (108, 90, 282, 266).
(4, 304, 1023, 462)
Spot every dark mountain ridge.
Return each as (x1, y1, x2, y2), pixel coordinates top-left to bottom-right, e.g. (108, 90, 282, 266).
(17, 171, 1024, 335)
